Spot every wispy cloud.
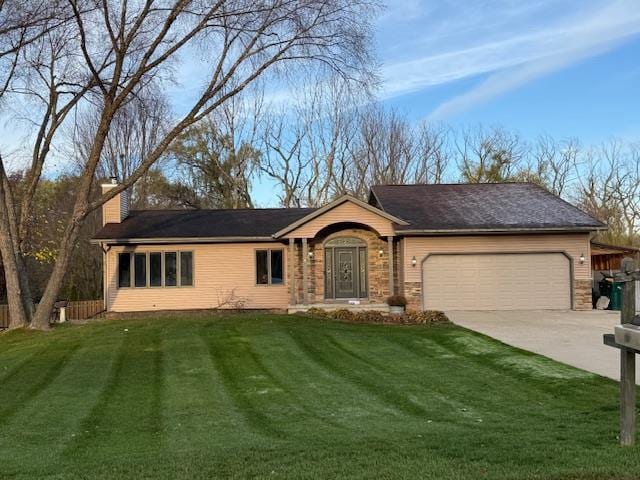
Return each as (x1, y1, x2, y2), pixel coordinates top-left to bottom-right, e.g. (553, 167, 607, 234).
(376, 0, 640, 119)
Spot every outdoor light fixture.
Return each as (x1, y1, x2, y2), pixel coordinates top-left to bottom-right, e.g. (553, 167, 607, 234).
(580, 253, 585, 264)
(308, 251, 314, 259)
(378, 248, 384, 257)
(412, 256, 417, 267)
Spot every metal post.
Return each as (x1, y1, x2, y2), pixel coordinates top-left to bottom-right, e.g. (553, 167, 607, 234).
(621, 347, 636, 446)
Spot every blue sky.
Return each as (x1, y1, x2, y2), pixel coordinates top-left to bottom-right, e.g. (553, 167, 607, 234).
(375, 0, 640, 142)
(2, 0, 638, 192)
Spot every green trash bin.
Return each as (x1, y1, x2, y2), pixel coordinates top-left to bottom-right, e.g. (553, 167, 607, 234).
(609, 281, 624, 311)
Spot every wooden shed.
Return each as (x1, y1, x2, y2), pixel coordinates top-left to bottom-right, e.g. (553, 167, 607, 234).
(591, 242, 640, 271)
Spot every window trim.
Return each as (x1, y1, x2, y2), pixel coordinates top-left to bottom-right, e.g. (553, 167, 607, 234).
(117, 252, 133, 289)
(116, 249, 195, 289)
(255, 248, 285, 286)
(179, 251, 195, 287)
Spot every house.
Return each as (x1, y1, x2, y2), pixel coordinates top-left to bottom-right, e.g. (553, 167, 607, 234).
(92, 182, 605, 313)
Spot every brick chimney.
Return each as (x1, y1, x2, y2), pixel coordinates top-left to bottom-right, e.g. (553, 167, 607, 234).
(101, 177, 130, 225)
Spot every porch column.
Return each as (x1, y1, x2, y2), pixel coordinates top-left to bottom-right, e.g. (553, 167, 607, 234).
(387, 236, 394, 296)
(289, 238, 296, 305)
(302, 238, 309, 305)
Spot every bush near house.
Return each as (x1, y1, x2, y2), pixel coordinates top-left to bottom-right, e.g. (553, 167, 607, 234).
(386, 295, 408, 307)
(305, 307, 449, 325)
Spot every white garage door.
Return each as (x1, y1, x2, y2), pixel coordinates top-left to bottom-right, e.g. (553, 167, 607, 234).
(422, 253, 571, 311)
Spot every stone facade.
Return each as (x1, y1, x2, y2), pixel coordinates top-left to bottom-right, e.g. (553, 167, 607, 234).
(289, 227, 398, 305)
(574, 279, 593, 311)
(404, 282, 421, 310)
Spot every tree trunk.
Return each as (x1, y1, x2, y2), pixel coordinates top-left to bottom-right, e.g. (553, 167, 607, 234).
(0, 210, 28, 329)
(30, 222, 81, 329)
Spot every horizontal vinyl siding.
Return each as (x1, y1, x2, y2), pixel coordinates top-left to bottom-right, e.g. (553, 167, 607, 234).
(402, 233, 592, 283)
(285, 202, 395, 238)
(102, 197, 121, 225)
(106, 243, 288, 312)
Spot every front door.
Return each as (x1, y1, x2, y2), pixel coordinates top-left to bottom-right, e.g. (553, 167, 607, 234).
(324, 237, 368, 300)
(334, 247, 358, 298)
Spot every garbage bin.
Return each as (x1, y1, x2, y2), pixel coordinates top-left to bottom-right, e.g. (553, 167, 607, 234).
(599, 279, 612, 299)
(609, 282, 624, 311)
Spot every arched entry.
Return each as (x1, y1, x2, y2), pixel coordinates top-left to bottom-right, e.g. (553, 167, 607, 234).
(324, 237, 368, 299)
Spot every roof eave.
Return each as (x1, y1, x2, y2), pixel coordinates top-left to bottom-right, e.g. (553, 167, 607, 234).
(90, 236, 277, 245)
(397, 226, 606, 236)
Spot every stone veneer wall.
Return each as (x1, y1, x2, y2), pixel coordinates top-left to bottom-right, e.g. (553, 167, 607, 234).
(291, 228, 393, 304)
(404, 282, 422, 310)
(574, 279, 593, 311)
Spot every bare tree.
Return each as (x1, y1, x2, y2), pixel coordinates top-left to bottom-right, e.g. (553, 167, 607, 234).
(457, 125, 527, 183)
(260, 106, 311, 207)
(576, 139, 640, 245)
(514, 135, 579, 196)
(414, 122, 451, 184)
(0, 1, 71, 327)
(0, 0, 378, 329)
(169, 93, 262, 209)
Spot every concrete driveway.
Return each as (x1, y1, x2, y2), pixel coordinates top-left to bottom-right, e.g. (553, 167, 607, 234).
(446, 310, 625, 381)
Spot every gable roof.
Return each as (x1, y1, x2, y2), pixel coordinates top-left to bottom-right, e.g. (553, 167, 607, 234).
(272, 194, 408, 238)
(93, 207, 315, 243)
(370, 183, 605, 233)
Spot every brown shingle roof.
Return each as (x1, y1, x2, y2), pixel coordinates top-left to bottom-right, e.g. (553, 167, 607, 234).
(370, 183, 605, 232)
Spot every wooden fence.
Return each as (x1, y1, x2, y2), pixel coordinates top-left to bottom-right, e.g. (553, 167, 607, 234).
(0, 299, 105, 329)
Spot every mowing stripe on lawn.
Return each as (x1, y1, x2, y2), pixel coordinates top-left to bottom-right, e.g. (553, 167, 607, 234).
(0, 337, 125, 477)
(230, 321, 352, 432)
(161, 328, 247, 453)
(0, 341, 81, 427)
(66, 325, 164, 459)
(286, 327, 430, 418)
(201, 326, 287, 437)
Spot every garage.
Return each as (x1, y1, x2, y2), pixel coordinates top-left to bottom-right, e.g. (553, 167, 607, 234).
(422, 253, 572, 311)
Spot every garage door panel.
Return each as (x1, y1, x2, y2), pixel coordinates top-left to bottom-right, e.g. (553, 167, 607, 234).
(423, 253, 571, 311)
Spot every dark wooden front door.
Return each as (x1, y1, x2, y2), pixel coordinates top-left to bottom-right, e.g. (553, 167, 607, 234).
(334, 247, 358, 298)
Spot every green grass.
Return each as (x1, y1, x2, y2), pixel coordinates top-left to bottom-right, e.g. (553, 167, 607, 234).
(0, 314, 638, 479)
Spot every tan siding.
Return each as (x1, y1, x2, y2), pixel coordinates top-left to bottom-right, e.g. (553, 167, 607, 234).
(106, 243, 288, 312)
(284, 202, 395, 238)
(402, 233, 592, 283)
(102, 196, 121, 225)
(101, 184, 122, 225)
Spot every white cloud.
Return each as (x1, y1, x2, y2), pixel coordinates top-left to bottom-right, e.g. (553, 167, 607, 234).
(376, 0, 640, 118)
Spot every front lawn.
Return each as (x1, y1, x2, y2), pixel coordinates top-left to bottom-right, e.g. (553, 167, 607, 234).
(0, 314, 638, 479)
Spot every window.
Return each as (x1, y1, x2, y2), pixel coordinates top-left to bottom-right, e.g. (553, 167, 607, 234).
(118, 250, 193, 288)
(134, 253, 147, 288)
(256, 249, 284, 285)
(118, 253, 131, 288)
(256, 250, 268, 284)
(180, 252, 193, 286)
(165, 252, 177, 286)
(271, 250, 283, 284)
(150, 253, 162, 287)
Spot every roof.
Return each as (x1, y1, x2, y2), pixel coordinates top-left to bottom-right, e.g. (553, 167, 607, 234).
(93, 207, 315, 242)
(591, 241, 640, 256)
(272, 194, 408, 238)
(370, 183, 605, 233)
